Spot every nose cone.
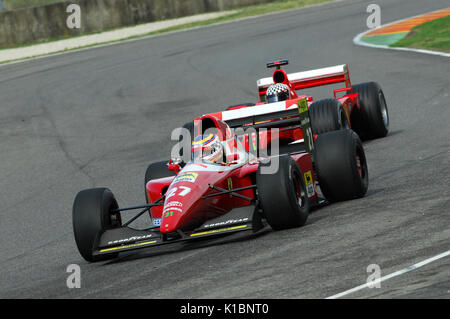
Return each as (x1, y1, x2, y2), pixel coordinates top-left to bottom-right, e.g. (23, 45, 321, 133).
(160, 198, 187, 233)
(159, 171, 200, 233)
(159, 164, 230, 233)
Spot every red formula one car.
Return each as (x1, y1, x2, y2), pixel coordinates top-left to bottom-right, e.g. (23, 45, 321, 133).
(72, 92, 369, 262)
(217, 60, 389, 143)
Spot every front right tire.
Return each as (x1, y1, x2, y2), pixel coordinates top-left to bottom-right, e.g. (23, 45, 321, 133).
(72, 188, 122, 262)
(256, 155, 310, 230)
(309, 98, 349, 135)
(314, 129, 368, 201)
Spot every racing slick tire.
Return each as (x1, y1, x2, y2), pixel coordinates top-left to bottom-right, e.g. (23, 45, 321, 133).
(144, 161, 175, 202)
(72, 188, 122, 262)
(349, 82, 389, 139)
(314, 129, 368, 201)
(309, 99, 349, 135)
(256, 155, 310, 230)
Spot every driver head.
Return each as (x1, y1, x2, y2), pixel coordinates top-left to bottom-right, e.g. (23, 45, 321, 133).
(191, 134, 223, 163)
(265, 83, 290, 103)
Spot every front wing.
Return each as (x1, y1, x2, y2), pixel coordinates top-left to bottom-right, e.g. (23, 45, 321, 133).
(93, 206, 264, 257)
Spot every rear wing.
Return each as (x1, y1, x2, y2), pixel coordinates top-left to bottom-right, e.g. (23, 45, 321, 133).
(257, 64, 351, 101)
(205, 97, 314, 157)
(208, 99, 299, 127)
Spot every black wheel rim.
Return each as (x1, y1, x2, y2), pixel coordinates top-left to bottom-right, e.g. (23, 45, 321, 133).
(107, 199, 122, 227)
(110, 212, 122, 227)
(292, 171, 306, 209)
(355, 146, 367, 180)
(379, 91, 389, 129)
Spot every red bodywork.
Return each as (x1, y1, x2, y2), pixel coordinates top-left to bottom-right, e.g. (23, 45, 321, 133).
(206, 64, 361, 148)
(146, 63, 356, 235)
(146, 152, 317, 234)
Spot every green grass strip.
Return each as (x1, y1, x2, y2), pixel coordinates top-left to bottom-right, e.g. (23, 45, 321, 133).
(362, 32, 408, 46)
(390, 15, 450, 52)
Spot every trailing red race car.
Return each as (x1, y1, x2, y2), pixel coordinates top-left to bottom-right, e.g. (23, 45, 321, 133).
(72, 92, 370, 262)
(220, 60, 389, 142)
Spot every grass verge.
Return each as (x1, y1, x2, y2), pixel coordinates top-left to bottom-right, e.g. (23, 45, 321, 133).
(390, 15, 450, 52)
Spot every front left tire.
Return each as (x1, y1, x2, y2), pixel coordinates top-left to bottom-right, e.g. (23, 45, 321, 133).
(313, 129, 368, 201)
(349, 82, 389, 139)
(309, 98, 350, 135)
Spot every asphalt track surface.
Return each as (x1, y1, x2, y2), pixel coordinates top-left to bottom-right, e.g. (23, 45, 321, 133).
(0, 0, 449, 299)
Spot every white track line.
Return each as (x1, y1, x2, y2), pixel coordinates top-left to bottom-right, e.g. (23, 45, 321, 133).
(326, 249, 450, 299)
(353, 7, 450, 58)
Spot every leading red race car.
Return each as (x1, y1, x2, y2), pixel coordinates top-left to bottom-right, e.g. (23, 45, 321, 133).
(72, 89, 370, 262)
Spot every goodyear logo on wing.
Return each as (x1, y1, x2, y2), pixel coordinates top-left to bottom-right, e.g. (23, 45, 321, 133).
(173, 172, 198, 184)
(203, 218, 249, 229)
(107, 234, 153, 245)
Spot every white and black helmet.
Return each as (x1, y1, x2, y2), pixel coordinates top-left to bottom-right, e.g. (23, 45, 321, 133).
(265, 83, 290, 103)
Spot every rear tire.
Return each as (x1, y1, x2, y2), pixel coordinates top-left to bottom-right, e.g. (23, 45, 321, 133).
(349, 82, 389, 139)
(314, 130, 368, 201)
(256, 155, 309, 230)
(72, 188, 122, 262)
(309, 99, 349, 135)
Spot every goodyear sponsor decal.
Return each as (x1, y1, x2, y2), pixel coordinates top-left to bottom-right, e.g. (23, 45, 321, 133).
(203, 218, 249, 229)
(100, 240, 157, 253)
(107, 234, 153, 246)
(173, 172, 198, 183)
(190, 225, 249, 237)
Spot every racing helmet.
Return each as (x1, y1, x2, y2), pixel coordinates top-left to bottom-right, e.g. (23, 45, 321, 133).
(265, 83, 290, 103)
(191, 133, 223, 163)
